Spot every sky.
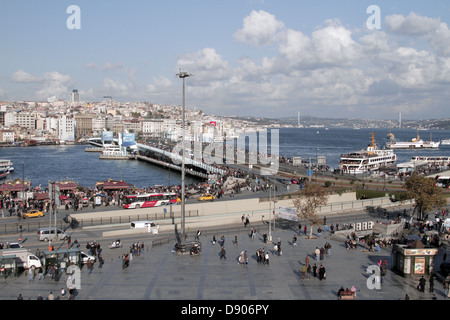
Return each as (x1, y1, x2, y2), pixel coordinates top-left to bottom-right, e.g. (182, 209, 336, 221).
(1, 0, 450, 120)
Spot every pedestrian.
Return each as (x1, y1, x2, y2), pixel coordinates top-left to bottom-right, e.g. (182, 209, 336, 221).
(305, 256, 310, 267)
(292, 235, 297, 247)
(17, 293, 23, 300)
(61, 288, 65, 297)
(429, 272, 435, 293)
(244, 250, 248, 265)
(37, 294, 43, 300)
(265, 252, 269, 265)
(47, 291, 55, 300)
(312, 264, 317, 278)
(195, 230, 202, 240)
(315, 247, 320, 261)
(28, 267, 34, 282)
(304, 225, 307, 235)
(318, 264, 326, 280)
(220, 246, 226, 259)
(87, 258, 92, 274)
(212, 235, 216, 245)
(234, 235, 238, 245)
(443, 280, 449, 297)
(417, 276, 426, 292)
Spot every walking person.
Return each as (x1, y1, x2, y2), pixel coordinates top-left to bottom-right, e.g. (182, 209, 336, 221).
(87, 258, 93, 274)
(429, 272, 435, 293)
(315, 247, 320, 261)
(318, 264, 326, 281)
(220, 246, 226, 260)
(292, 235, 297, 247)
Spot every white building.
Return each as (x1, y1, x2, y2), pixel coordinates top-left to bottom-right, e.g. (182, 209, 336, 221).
(0, 130, 15, 143)
(142, 119, 164, 138)
(57, 115, 75, 142)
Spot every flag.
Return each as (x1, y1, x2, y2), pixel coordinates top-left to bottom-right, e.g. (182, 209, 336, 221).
(278, 207, 298, 222)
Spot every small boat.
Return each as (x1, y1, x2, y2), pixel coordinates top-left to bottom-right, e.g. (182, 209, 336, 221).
(441, 139, 450, 146)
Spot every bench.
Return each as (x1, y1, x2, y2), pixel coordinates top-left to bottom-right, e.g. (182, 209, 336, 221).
(339, 291, 356, 300)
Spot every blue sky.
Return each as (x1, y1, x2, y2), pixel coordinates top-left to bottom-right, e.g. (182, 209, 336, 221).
(1, 1, 450, 120)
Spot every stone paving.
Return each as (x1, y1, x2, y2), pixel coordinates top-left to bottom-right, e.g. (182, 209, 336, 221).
(1, 222, 448, 301)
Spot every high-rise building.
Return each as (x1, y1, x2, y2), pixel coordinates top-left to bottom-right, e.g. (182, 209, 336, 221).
(70, 89, 80, 103)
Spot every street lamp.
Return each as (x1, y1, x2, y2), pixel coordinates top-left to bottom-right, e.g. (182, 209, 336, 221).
(176, 70, 192, 250)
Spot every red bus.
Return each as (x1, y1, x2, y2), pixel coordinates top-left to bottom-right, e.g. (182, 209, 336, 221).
(123, 192, 180, 209)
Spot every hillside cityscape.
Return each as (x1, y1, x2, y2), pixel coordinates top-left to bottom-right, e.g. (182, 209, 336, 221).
(0, 91, 449, 145)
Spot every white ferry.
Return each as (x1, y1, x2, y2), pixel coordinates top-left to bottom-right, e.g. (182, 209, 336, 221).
(386, 131, 440, 149)
(411, 156, 450, 166)
(339, 133, 397, 174)
(0, 159, 14, 179)
(441, 139, 450, 145)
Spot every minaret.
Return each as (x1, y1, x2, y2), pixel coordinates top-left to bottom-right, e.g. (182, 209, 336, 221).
(399, 112, 402, 129)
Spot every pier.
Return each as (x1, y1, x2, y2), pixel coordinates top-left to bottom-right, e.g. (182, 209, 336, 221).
(87, 138, 224, 179)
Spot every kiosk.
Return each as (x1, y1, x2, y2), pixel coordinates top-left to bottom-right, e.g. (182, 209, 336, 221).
(392, 243, 438, 277)
(43, 248, 82, 273)
(0, 255, 18, 278)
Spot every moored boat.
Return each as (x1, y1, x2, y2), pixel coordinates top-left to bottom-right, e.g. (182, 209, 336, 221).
(340, 133, 397, 174)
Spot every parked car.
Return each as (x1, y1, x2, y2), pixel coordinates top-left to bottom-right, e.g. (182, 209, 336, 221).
(80, 252, 96, 264)
(22, 210, 44, 219)
(198, 194, 215, 201)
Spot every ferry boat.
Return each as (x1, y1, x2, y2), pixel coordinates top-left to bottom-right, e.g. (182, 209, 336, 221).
(339, 133, 397, 174)
(0, 159, 14, 178)
(386, 131, 440, 149)
(411, 156, 450, 166)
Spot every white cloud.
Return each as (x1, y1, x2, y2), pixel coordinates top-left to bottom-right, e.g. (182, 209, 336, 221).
(385, 12, 441, 35)
(234, 10, 284, 46)
(11, 70, 40, 82)
(175, 11, 450, 118)
(11, 70, 73, 100)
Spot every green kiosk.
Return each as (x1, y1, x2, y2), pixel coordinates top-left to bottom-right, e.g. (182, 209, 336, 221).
(392, 242, 438, 277)
(43, 248, 82, 273)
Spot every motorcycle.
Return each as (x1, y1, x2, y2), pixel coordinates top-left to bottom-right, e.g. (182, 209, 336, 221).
(109, 239, 122, 249)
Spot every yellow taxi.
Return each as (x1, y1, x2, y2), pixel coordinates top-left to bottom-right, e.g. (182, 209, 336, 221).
(198, 194, 216, 201)
(23, 210, 44, 219)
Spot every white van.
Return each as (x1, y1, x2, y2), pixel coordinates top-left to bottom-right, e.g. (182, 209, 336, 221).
(130, 221, 156, 229)
(37, 228, 69, 241)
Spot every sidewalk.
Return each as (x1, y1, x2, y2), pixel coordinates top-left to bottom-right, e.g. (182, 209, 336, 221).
(1, 222, 447, 301)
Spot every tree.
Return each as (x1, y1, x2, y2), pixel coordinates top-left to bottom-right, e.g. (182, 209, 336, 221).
(404, 174, 447, 220)
(292, 182, 328, 239)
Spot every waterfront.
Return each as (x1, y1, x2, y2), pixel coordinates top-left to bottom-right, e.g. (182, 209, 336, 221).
(0, 127, 449, 189)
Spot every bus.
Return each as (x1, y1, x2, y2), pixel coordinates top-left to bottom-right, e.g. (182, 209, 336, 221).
(434, 176, 450, 188)
(122, 192, 180, 209)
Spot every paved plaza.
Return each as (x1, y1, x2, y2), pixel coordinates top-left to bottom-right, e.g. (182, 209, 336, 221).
(1, 221, 448, 301)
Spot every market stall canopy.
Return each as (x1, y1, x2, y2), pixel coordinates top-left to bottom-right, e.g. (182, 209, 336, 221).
(96, 179, 133, 190)
(55, 181, 78, 191)
(0, 179, 30, 192)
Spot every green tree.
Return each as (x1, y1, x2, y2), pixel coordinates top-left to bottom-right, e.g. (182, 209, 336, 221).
(292, 182, 328, 239)
(405, 174, 447, 220)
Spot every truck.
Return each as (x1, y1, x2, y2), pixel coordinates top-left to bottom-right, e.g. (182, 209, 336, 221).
(0, 248, 42, 270)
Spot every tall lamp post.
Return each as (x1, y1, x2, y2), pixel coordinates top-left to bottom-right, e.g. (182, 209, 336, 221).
(177, 70, 192, 250)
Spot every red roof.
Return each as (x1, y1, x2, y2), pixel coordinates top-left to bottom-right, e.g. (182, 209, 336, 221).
(101, 181, 132, 189)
